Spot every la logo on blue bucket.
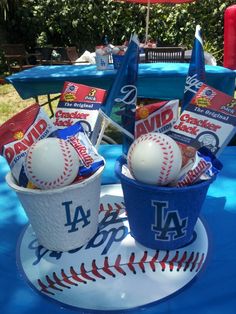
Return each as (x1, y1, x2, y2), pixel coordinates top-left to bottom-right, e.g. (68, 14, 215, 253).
(115, 156, 215, 250)
(150, 199, 188, 243)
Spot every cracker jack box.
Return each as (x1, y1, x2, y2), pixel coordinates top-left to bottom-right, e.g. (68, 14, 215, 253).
(135, 100, 179, 139)
(167, 83, 236, 165)
(53, 82, 107, 141)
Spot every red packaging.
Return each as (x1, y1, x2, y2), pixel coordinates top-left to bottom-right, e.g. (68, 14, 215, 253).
(0, 104, 57, 187)
(53, 82, 107, 144)
(135, 100, 179, 139)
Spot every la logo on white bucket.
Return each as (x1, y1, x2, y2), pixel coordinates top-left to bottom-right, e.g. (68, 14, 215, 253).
(6, 164, 105, 251)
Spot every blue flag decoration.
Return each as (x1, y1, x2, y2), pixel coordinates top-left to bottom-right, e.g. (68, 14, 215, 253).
(181, 25, 206, 112)
(101, 34, 139, 155)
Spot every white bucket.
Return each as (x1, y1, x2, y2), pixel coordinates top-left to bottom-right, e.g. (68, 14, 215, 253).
(6, 165, 105, 251)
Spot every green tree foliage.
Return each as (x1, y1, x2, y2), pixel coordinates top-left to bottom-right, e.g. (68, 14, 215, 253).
(1, 0, 236, 63)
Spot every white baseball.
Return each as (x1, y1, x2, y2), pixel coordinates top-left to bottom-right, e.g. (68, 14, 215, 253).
(24, 138, 79, 189)
(127, 133, 182, 185)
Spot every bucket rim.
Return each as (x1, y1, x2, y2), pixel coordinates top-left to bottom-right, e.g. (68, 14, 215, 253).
(6, 162, 105, 195)
(115, 155, 216, 192)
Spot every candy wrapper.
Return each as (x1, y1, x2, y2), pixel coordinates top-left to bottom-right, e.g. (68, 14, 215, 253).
(0, 104, 57, 187)
(135, 100, 179, 138)
(172, 147, 223, 187)
(57, 122, 104, 177)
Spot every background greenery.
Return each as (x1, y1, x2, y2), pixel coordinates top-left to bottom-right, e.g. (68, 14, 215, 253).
(0, 0, 235, 144)
(0, 0, 236, 73)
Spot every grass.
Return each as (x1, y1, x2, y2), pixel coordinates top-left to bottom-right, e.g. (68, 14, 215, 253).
(0, 83, 59, 125)
(0, 82, 122, 143)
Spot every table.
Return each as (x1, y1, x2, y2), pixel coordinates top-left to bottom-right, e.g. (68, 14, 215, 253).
(0, 145, 235, 314)
(5, 63, 236, 101)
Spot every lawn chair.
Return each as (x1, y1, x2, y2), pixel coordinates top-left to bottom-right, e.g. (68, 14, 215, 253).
(1, 44, 42, 73)
(144, 47, 185, 63)
(50, 46, 80, 65)
(65, 47, 80, 64)
(34, 47, 53, 65)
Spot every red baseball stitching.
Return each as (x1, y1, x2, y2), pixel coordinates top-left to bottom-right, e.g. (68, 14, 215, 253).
(37, 249, 205, 296)
(99, 201, 126, 215)
(36, 201, 205, 296)
(157, 138, 174, 185)
(25, 139, 76, 188)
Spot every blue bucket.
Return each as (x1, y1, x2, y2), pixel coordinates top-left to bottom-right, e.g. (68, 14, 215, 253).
(112, 54, 125, 69)
(115, 156, 215, 250)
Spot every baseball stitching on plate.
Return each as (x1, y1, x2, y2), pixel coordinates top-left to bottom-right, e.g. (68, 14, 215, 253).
(99, 201, 126, 215)
(37, 249, 205, 296)
(36, 203, 205, 296)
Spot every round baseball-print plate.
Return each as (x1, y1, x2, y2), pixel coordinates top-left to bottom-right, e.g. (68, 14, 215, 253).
(18, 184, 209, 312)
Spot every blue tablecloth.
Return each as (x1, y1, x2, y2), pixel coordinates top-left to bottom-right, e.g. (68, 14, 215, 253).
(0, 145, 236, 314)
(5, 63, 236, 101)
